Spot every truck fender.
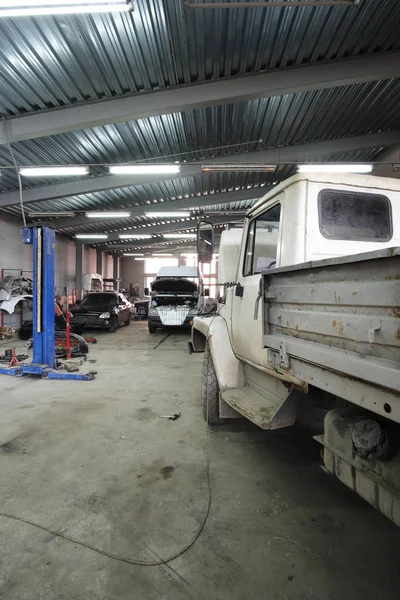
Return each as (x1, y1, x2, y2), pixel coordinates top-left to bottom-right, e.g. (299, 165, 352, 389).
(191, 315, 245, 390)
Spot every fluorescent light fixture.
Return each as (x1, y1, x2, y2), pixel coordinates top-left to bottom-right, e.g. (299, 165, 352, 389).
(122, 253, 145, 257)
(0, 0, 125, 5)
(297, 164, 373, 174)
(86, 211, 130, 218)
(134, 258, 147, 261)
(28, 211, 74, 218)
(181, 253, 197, 257)
(152, 253, 173, 256)
(202, 164, 276, 173)
(145, 211, 191, 218)
(75, 234, 108, 239)
(118, 233, 152, 239)
(163, 233, 197, 239)
(109, 165, 181, 175)
(20, 167, 89, 177)
(0, 2, 130, 18)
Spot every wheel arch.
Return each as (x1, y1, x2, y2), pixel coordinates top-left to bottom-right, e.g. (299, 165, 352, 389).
(192, 315, 244, 390)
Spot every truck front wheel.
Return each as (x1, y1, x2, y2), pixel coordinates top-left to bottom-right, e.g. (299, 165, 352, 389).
(201, 342, 223, 425)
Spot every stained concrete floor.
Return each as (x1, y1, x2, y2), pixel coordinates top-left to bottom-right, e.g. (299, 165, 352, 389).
(0, 321, 399, 600)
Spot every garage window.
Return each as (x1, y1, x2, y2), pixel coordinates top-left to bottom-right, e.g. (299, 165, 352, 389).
(318, 189, 392, 242)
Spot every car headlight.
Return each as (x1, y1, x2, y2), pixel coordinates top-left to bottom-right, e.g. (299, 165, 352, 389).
(99, 312, 110, 319)
(187, 308, 198, 316)
(148, 307, 158, 316)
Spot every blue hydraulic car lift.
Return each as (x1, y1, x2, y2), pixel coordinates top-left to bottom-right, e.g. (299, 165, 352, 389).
(0, 226, 94, 380)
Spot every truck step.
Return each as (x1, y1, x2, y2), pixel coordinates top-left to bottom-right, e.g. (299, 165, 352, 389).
(220, 385, 296, 430)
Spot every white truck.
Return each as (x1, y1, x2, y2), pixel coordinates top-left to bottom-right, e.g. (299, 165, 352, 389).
(147, 265, 209, 333)
(190, 172, 400, 527)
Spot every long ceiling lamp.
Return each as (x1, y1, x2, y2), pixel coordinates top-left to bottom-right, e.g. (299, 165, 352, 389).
(0, 0, 133, 18)
(109, 165, 181, 175)
(20, 167, 89, 176)
(298, 164, 373, 173)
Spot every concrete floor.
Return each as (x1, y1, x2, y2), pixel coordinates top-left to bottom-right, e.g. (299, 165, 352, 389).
(0, 322, 399, 600)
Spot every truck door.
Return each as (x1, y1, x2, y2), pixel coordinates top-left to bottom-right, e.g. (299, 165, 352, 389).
(231, 201, 282, 366)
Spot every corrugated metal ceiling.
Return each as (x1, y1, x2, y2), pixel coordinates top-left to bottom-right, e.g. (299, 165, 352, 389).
(1, 148, 380, 231)
(0, 0, 399, 240)
(0, 0, 399, 116)
(0, 79, 399, 193)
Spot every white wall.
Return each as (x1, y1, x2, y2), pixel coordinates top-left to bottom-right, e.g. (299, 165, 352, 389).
(0, 213, 76, 290)
(120, 257, 145, 295)
(105, 254, 113, 278)
(0, 213, 32, 272)
(83, 247, 97, 274)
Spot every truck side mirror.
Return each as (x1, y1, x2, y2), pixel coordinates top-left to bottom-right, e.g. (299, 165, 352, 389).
(144, 287, 149, 296)
(197, 220, 214, 264)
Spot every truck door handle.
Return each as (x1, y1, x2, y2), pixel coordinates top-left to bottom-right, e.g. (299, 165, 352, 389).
(254, 278, 262, 320)
(235, 283, 244, 298)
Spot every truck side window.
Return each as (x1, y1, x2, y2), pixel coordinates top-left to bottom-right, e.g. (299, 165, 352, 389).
(318, 189, 392, 242)
(243, 204, 281, 276)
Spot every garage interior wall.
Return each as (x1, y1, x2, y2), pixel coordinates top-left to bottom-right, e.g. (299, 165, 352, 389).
(0, 213, 76, 291)
(105, 254, 113, 279)
(83, 247, 97, 275)
(120, 258, 145, 294)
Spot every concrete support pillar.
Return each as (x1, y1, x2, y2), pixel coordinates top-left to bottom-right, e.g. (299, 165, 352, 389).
(113, 255, 120, 288)
(96, 249, 103, 276)
(76, 244, 84, 300)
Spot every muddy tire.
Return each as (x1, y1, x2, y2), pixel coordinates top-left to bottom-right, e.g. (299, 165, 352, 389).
(201, 342, 223, 424)
(148, 324, 157, 334)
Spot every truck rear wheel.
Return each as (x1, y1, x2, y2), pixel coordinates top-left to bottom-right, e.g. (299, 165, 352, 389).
(148, 324, 157, 334)
(201, 342, 223, 424)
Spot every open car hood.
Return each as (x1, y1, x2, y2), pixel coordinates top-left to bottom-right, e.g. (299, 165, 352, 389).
(151, 278, 198, 293)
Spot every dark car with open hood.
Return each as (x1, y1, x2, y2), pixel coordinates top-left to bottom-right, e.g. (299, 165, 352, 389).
(70, 292, 132, 333)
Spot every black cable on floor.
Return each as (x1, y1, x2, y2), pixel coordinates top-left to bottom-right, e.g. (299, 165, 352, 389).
(0, 430, 212, 567)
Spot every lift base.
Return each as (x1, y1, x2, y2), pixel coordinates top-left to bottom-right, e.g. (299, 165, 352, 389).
(0, 363, 95, 380)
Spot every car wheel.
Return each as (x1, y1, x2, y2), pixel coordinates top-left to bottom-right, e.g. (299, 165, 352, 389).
(148, 324, 157, 334)
(201, 342, 223, 424)
(125, 314, 132, 326)
(109, 317, 118, 333)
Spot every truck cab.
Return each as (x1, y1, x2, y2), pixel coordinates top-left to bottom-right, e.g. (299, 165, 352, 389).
(191, 172, 400, 527)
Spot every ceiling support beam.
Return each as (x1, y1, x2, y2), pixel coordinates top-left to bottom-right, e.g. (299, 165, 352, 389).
(0, 167, 201, 208)
(0, 130, 399, 208)
(40, 188, 263, 230)
(0, 53, 399, 145)
(102, 215, 244, 243)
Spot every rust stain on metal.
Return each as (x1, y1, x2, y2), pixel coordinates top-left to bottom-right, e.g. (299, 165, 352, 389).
(390, 308, 400, 317)
(332, 319, 344, 335)
(396, 328, 400, 341)
(352, 291, 358, 296)
(334, 292, 341, 303)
